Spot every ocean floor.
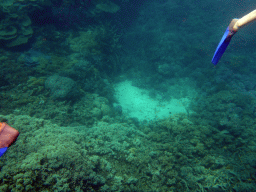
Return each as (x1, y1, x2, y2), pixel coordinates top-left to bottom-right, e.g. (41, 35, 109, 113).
(114, 80, 191, 121)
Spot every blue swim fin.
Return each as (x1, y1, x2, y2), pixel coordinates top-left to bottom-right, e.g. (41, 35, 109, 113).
(0, 147, 8, 157)
(211, 27, 233, 65)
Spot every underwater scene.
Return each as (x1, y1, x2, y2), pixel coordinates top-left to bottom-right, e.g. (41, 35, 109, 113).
(0, 0, 256, 191)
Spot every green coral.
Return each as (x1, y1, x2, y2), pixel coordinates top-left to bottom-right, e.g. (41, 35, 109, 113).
(190, 90, 256, 129)
(0, 0, 51, 47)
(0, 111, 255, 191)
(68, 23, 121, 57)
(0, 14, 33, 47)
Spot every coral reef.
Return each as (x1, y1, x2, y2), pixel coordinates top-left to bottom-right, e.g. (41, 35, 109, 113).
(0, 113, 255, 191)
(67, 23, 122, 76)
(0, 14, 33, 47)
(17, 49, 51, 66)
(67, 23, 121, 58)
(0, 0, 256, 191)
(0, 0, 47, 47)
(93, 0, 120, 14)
(45, 74, 80, 100)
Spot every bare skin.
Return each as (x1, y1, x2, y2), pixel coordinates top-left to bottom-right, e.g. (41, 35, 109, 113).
(229, 10, 256, 32)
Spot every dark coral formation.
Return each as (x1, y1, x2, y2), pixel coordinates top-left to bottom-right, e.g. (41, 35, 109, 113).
(45, 75, 80, 100)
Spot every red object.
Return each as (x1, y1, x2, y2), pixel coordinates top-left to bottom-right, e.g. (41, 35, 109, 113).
(0, 122, 19, 148)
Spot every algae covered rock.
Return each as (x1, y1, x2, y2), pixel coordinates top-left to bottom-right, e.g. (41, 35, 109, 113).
(45, 74, 80, 100)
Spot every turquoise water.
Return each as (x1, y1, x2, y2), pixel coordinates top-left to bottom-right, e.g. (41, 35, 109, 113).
(0, 0, 256, 191)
